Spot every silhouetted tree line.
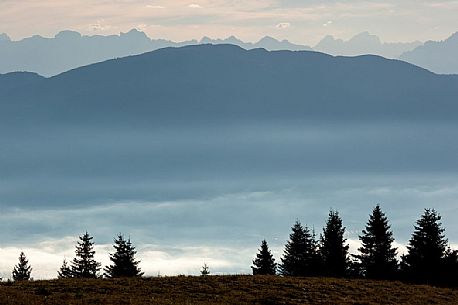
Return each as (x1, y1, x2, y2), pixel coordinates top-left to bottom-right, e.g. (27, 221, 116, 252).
(57, 232, 143, 279)
(8, 206, 458, 287)
(10, 232, 142, 281)
(252, 206, 458, 287)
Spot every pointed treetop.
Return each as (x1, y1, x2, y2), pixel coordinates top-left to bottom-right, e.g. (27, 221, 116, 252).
(104, 234, 143, 278)
(12, 251, 32, 281)
(320, 209, 349, 277)
(71, 231, 101, 278)
(355, 204, 398, 279)
(252, 239, 277, 275)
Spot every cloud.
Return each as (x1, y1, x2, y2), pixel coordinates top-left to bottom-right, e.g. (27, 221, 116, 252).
(90, 19, 111, 32)
(276, 22, 290, 29)
(146, 5, 165, 9)
(188, 3, 202, 9)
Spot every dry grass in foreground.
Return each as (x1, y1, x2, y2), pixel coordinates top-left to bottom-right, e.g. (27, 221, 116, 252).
(1, 275, 457, 305)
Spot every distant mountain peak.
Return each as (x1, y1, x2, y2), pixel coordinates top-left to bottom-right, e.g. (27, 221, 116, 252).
(315, 35, 342, 46)
(446, 31, 458, 42)
(315, 32, 420, 59)
(400, 31, 458, 74)
(0, 33, 11, 42)
(200, 36, 213, 44)
(121, 29, 149, 39)
(224, 35, 244, 44)
(55, 30, 82, 40)
(348, 32, 382, 45)
(258, 36, 278, 43)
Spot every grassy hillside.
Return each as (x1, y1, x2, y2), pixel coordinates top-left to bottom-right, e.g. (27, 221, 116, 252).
(1, 275, 457, 305)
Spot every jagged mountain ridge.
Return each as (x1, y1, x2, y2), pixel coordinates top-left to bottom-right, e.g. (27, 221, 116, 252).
(0, 30, 430, 77)
(400, 32, 458, 74)
(314, 32, 421, 59)
(0, 30, 311, 77)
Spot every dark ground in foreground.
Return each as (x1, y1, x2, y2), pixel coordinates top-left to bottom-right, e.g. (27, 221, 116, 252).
(1, 275, 457, 305)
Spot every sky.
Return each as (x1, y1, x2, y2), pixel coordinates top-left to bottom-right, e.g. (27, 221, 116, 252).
(1, 0, 458, 44)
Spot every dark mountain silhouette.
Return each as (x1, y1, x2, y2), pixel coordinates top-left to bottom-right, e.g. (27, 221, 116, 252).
(400, 32, 458, 74)
(2, 44, 457, 127)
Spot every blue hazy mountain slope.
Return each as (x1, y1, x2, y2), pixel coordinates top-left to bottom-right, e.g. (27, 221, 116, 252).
(400, 32, 458, 74)
(2, 44, 457, 127)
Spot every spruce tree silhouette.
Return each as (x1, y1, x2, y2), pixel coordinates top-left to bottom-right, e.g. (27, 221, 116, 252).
(12, 252, 32, 281)
(320, 210, 349, 277)
(200, 263, 210, 276)
(355, 205, 398, 279)
(280, 220, 319, 276)
(58, 258, 73, 279)
(71, 231, 101, 278)
(252, 240, 277, 275)
(401, 209, 448, 284)
(104, 234, 143, 278)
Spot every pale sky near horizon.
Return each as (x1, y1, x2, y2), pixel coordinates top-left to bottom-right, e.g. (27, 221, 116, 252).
(1, 0, 458, 45)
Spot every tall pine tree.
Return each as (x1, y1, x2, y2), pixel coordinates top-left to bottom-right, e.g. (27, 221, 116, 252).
(252, 239, 277, 275)
(71, 231, 101, 278)
(12, 252, 32, 281)
(104, 234, 143, 278)
(355, 205, 398, 279)
(401, 209, 448, 284)
(280, 221, 319, 276)
(320, 210, 349, 277)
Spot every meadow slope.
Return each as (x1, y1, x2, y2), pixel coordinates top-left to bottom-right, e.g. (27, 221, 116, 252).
(1, 276, 457, 305)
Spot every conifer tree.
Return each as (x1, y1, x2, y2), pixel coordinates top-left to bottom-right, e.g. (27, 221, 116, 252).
(104, 234, 143, 278)
(252, 239, 277, 275)
(401, 209, 448, 284)
(12, 252, 32, 281)
(320, 210, 349, 277)
(71, 231, 101, 278)
(58, 258, 73, 279)
(200, 263, 210, 276)
(355, 205, 398, 279)
(280, 220, 319, 276)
